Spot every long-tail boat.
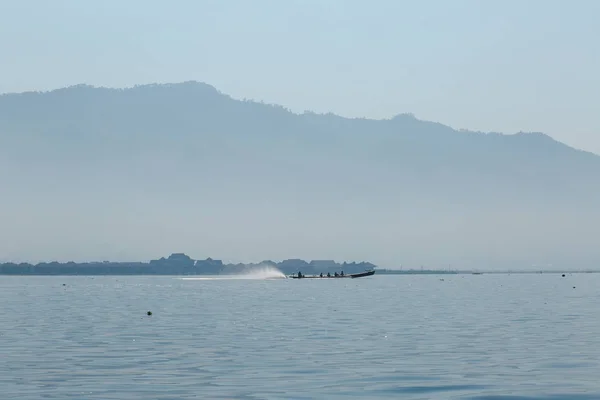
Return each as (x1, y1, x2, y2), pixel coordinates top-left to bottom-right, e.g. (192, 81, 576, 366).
(288, 270, 375, 279)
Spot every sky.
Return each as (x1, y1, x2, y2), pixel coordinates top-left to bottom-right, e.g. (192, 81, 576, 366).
(0, 0, 598, 154)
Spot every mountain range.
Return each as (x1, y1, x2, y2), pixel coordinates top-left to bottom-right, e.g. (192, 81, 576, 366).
(1, 81, 598, 270)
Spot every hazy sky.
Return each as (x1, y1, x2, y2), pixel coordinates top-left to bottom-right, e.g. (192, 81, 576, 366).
(0, 0, 600, 153)
(1, 0, 598, 155)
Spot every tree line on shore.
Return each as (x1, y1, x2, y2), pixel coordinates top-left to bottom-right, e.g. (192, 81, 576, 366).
(0, 253, 377, 275)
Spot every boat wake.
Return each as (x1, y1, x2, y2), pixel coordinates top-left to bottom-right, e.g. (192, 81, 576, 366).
(179, 265, 287, 280)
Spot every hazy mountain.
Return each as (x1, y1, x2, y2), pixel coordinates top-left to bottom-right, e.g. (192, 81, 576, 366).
(1, 81, 599, 269)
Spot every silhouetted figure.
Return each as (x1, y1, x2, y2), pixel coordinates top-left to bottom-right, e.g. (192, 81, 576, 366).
(340, 271, 344, 276)
(334, 272, 339, 277)
(327, 272, 331, 277)
(297, 271, 302, 278)
(320, 273, 323, 277)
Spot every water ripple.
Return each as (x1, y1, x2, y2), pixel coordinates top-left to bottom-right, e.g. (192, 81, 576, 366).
(0, 274, 599, 399)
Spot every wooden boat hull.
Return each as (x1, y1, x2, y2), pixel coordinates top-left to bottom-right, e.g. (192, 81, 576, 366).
(288, 270, 375, 279)
(349, 270, 376, 278)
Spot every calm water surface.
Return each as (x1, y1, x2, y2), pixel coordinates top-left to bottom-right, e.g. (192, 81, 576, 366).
(1, 273, 599, 399)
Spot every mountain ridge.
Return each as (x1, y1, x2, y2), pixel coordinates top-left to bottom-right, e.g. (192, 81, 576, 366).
(1, 80, 599, 269)
(0, 80, 590, 153)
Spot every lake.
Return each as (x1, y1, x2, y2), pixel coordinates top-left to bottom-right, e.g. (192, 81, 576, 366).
(0, 273, 598, 399)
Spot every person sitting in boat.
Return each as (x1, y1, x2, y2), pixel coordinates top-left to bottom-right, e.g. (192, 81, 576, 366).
(340, 271, 344, 276)
(319, 273, 323, 277)
(334, 272, 339, 277)
(297, 271, 302, 278)
(327, 272, 331, 277)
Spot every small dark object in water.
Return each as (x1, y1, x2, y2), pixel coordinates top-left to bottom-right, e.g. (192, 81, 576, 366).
(147, 311, 152, 316)
(562, 274, 565, 277)
(62, 284, 66, 286)
(573, 286, 576, 289)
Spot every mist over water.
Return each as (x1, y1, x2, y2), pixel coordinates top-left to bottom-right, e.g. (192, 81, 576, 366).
(179, 265, 287, 280)
(2, 82, 600, 270)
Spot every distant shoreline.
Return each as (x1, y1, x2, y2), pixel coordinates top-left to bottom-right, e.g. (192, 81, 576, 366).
(0, 262, 600, 276)
(378, 269, 600, 275)
(0, 253, 378, 276)
(1, 257, 598, 276)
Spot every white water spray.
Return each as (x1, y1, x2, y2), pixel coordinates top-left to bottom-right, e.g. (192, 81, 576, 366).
(236, 265, 287, 279)
(179, 265, 287, 280)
